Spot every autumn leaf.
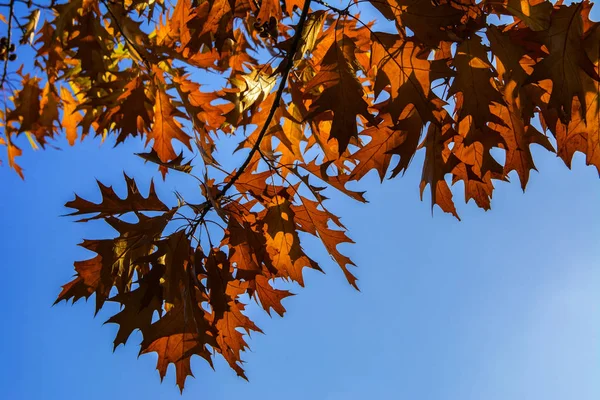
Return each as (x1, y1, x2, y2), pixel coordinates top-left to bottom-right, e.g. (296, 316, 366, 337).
(261, 193, 322, 286)
(61, 86, 82, 145)
(140, 292, 215, 392)
(419, 110, 461, 219)
(370, 33, 438, 123)
(490, 102, 554, 189)
(96, 76, 153, 144)
(449, 35, 505, 130)
(65, 173, 168, 221)
(304, 35, 375, 154)
(486, 0, 553, 31)
(105, 264, 165, 349)
(253, 275, 293, 316)
(149, 87, 193, 168)
(136, 149, 193, 173)
(7, 75, 42, 134)
(526, 3, 600, 120)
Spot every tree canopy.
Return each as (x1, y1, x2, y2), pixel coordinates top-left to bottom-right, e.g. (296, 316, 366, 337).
(1, 0, 599, 392)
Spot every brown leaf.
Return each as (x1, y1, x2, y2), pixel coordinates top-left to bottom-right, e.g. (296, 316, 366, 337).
(136, 149, 193, 173)
(485, 0, 552, 31)
(291, 196, 357, 288)
(253, 275, 293, 317)
(304, 35, 375, 154)
(140, 293, 215, 392)
(527, 3, 600, 120)
(419, 111, 460, 219)
(261, 194, 321, 286)
(7, 75, 42, 134)
(148, 87, 193, 168)
(65, 173, 168, 221)
(490, 102, 554, 189)
(105, 264, 165, 349)
(449, 35, 505, 130)
(61, 86, 82, 145)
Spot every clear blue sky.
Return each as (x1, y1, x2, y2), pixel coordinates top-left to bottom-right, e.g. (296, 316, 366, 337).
(2, 3, 600, 400)
(3, 119, 600, 399)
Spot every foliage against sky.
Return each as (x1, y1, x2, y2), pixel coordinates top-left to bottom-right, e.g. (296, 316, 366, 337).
(1, 0, 600, 392)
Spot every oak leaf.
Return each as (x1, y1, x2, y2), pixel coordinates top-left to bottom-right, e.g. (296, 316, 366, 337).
(304, 36, 375, 153)
(65, 173, 168, 221)
(148, 87, 193, 170)
(527, 3, 600, 120)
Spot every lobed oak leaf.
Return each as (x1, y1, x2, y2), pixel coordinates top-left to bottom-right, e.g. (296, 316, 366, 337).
(278, 10, 326, 65)
(526, 3, 600, 120)
(260, 194, 321, 286)
(6, 141, 24, 179)
(156, 231, 194, 309)
(104, 213, 174, 294)
(7, 75, 42, 134)
(170, 0, 195, 48)
(370, 33, 437, 123)
(25, 82, 61, 147)
(105, 264, 165, 349)
(148, 87, 193, 172)
(225, 69, 278, 124)
(276, 102, 306, 170)
(350, 119, 405, 182)
(540, 86, 600, 173)
(256, 0, 282, 28)
(490, 101, 554, 189)
(370, 0, 466, 46)
(172, 73, 228, 131)
(223, 211, 269, 278)
(485, 0, 553, 31)
(136, 149, 193, 173)
(419, 111, 461, 219)
(55, 239, 119, 313)
(451, 165, 500, 210)
(60, 86, 82, 146)
(452, 117, 507, 179)
(388, 108, 427, 177)
(291, 196, 357, 288)
(140, 293, 216, 392)
(253, 275, 293, 316)
(67, 11, 110, 79)
(56, 210, 173, 311)
(231, 163, 277, 199)
(486, 25, 532, 92)
(65, 173, 168, 221)
(448, 35, 505, 130)
(301, 160, 367, 202)
(304, 35, 375, 154)
(212, 278, 262, 379)
(205, 250, 234, 320)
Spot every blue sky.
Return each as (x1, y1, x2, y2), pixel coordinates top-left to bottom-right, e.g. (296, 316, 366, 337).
(3, 120, 600, 399)
(2, 2, 600, 400)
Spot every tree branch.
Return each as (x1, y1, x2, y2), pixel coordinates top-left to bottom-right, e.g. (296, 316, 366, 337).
(0, 0, 15, 89)
(218, 0, 312, 197)
(189, 0, 314, 229)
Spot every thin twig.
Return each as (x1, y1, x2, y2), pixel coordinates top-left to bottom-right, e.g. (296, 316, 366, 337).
(102, 0, 152, 71)
(0, 0, 15, 89)
(218, 0, 313, 197)
(188, 0, 314, 234)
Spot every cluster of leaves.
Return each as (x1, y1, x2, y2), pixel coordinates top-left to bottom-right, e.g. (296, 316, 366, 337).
(1, 0, 600, 391)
